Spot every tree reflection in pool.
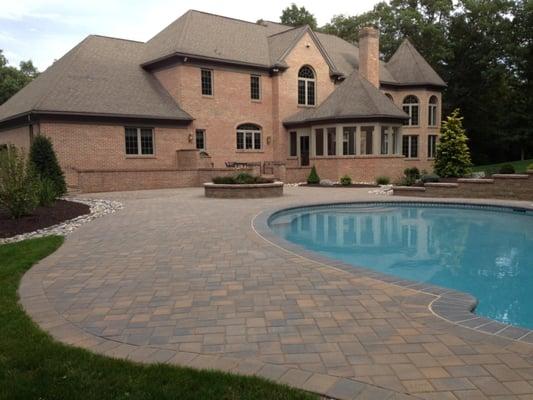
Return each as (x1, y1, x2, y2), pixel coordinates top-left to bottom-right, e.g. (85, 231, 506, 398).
(269, 203, 533, 329)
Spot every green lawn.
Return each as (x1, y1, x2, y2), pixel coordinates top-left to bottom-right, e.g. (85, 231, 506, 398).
(472, 159, 533, 174)
(0, 236, 316, 400)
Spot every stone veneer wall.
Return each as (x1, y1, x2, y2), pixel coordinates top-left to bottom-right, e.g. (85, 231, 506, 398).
(393, 172, 533, 201)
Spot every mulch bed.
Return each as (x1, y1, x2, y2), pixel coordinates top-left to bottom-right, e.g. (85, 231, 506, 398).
(303, 183, 379, 188)
(0, 200, 90, 238)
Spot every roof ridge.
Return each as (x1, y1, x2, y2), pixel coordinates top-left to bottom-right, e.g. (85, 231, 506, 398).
(187, 9, 272, 28)
(267, 25, 305, 38)
(89, 34, 144, 44)
(33, 36, 91, 111)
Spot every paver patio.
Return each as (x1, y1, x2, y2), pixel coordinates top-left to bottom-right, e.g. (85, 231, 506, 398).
(19, 187, 533, 399)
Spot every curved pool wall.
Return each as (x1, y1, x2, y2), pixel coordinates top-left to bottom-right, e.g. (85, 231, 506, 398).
(266, 202, 533, 331)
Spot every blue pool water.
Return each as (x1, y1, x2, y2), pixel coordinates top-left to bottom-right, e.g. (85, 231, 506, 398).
(269, 203, 533, 329)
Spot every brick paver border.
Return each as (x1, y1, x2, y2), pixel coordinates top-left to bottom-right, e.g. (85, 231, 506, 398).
(252, 199, 533, 345)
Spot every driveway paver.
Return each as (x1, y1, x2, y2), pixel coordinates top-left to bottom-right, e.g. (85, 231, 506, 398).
(19, 187, 533, 400)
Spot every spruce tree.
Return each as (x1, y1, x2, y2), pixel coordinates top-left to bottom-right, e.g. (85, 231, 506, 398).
(434, 109, 472, 178)
(307, 165, 320, 184)
(29, 135, 67, 196)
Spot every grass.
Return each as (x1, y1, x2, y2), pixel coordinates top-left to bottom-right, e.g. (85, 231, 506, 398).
(472, 158, 533, 174)
(0, 236, 317, 400)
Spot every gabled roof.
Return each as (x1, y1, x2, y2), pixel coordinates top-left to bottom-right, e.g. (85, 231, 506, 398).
(0, 35, 192, 124)
(386, 39, 446, 87)
(284, 72, 408, 126)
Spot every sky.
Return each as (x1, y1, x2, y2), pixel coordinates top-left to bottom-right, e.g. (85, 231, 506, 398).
(0, 0, 381, 71)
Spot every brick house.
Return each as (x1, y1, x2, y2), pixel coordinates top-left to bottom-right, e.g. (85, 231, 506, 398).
(0, 10, 445, 192)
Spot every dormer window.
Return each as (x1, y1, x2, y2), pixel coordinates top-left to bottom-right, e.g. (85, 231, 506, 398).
(298, 66, 315, 106)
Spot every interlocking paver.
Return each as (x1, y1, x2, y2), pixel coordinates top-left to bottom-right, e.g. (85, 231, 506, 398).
(18, 187, 533, 400)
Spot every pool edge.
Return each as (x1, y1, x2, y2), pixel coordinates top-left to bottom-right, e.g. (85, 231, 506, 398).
(251, 198, 533, 345)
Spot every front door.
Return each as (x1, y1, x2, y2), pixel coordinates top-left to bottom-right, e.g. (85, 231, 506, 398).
(300, 136, 310, 166)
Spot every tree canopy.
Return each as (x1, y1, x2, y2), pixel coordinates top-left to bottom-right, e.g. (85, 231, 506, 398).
(280, 4, 318, 29)
(0, 50, 39, 105)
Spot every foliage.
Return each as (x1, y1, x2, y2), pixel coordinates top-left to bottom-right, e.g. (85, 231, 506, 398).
(376, 176, 390, 185)
(434, 109, 472, 178)
(339, 175, 352, 186)
(307, 165, 320, 184)
(421, 173, 440, 183)
(29, 135, 66, 197)
(0, 50, 39, 105)
(0, 146, 39, 218)
(211, 174, 274, 184)
(498, 163, 516, 174)
(0, 236, 317, 400)
(280, 3, 317, 29)
(36, 177, 57, 207)
(529, 163, 533, 171)
(403, 167, 421, 185)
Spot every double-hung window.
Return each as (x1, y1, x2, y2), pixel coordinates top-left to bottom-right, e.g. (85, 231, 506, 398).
(360, 126, 374, 155)
(402, 135, 419, 158)
(327, 127, 336, 156)
(289, 131, 297, 157)
(125, 127, 154, 155)
(428, 96, 438, 127)
(195, 129, 205, 150)
(342, 127, 356, 155)
(250, 75, 261, 100)
(315, 129, 324, 156)
(428, 134, 437, 158)
(402, 95, 419, 126)
(201, 69, 213, 96)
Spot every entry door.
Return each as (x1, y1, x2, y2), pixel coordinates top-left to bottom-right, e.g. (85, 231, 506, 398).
(300, 136, 310, 166)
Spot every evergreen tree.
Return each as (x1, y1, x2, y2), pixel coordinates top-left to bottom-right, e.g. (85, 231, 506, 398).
(307, 165, 320, 184)
(434, 109, 472, 178)
(29, 135, 67, 196)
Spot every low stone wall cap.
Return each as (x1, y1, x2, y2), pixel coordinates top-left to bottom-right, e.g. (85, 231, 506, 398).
(392, 186, 426, 191)
(492, 174, 529, 179)
(425, 182, 458, 187)
(457, 178, 494, 184)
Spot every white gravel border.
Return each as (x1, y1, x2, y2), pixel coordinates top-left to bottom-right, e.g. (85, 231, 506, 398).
(0, 198, 123, 244)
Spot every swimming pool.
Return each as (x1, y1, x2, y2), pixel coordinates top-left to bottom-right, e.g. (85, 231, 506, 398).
(269, 203, 533, 329)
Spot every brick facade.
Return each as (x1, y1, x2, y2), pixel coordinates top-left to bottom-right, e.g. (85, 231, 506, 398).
(0, 27, 443, 192)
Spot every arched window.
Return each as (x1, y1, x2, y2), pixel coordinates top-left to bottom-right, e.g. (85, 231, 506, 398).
(384, 93, 394, 102)
(428, 95, 438, 127)
(402, 95, 419, 126)
(298, 66, 316, 106)
(236, 123, 262, 150)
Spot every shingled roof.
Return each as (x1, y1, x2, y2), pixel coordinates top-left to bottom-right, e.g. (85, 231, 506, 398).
(284, 72, 408, 126)
(386, 39, 446, 87)
(0, 35, 192, 124)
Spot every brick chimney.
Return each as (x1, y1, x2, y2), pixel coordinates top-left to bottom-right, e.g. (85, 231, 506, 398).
(358, 27, 380, 88)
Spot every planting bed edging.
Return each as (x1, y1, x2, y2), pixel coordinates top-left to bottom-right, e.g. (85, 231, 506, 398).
(204, 182, 284, 198)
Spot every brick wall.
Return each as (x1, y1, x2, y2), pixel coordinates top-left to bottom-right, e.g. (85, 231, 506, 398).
(0, 125, 31, 151)
(393, 172, 533, 201)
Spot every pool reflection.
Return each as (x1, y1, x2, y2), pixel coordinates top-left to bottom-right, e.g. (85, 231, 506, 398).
(270, 205, 533, 328)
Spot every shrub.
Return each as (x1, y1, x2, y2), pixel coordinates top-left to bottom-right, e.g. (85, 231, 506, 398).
(212, 176, 235, 184)
(0, 146, 39, 218)
(498, 164, 515, 174)
(307, 166, 320, 184)
(234, 172, 256, 184)
(528, 163, 533, 171)
(376, 176, 390, 185)
(339, 175, 352, 186)
(434, 109, 472, 177)
(29, 135, 66, 197)
(254, 176, 274, 184)
(421, 173, 440, 183)
(36, 177, 57, 207)
(402, 167, 420, 185)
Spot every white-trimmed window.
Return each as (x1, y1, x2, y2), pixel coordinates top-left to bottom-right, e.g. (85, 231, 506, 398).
(250, 75, 261, 100)
(381, 126, 390, 155)
(201, 69, 213, 96)
(195, 129, 205, 150)
(402, 95, 419, 126)
(428, 134, 437, 158)
(428, 95, 438, 127)
(343, 127, 356, 155)
(298, 66, 316, 106)
(236, 123, 261, 150)
(289, 131, 297, 157)
(402, 135, 418, 158)
(360, 126, 374, 155)
(125, 127, 154, 155)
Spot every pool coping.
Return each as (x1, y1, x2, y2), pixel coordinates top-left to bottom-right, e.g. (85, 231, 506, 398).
(252, 198, 533, 345)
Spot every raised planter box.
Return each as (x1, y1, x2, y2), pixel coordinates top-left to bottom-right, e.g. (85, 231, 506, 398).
(204, 182, 284, 198)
